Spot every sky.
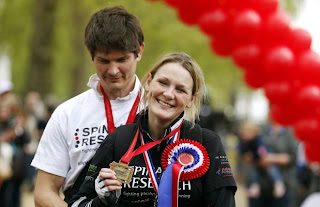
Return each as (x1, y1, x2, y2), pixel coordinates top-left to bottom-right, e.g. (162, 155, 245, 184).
(293, 0, 320, 53)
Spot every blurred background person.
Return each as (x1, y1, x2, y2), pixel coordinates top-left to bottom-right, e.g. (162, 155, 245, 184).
(296, 142, 320, 207)
(23, 91, 47, 191)
(22, 91, 60, 192)
(296, 142, 314, 206)
(237, 120, 287, 207)
(259, 119, 298, 207)
(299, 165, 320, 207)
(0, 81, 30, 207)
(238, 121, 286, 200)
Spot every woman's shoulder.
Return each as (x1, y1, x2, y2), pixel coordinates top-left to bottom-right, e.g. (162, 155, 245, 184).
(195, 126, 225, 151)
(181, 121, 221, 144)
(200, 127, 220, 138)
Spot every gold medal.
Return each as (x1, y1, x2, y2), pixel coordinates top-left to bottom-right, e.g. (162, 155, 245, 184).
(109, 161, 134, 184)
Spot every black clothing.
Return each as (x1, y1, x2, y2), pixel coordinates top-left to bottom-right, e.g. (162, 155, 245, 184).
(69, 114, 237, 207)
(239, 135, 266, 161)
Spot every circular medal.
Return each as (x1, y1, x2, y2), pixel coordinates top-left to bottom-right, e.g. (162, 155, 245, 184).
(161, 139, 210, 181)
(178, 153, 194, 166)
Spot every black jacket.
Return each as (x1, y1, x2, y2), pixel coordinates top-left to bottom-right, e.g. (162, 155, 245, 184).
(69, 114, 237, 207)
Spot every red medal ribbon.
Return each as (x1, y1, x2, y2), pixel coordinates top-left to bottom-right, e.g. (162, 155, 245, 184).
(120, 122, 183, 164)
(172, 162, 184, 207)
(99, 83, 141, 133)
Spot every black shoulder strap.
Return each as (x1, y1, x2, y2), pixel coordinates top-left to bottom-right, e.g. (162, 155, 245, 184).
(64, 158, 92, 202)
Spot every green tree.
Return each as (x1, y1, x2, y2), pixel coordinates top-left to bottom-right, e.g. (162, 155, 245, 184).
(26, 0, 57, 96)
(0, 0, 305, 108)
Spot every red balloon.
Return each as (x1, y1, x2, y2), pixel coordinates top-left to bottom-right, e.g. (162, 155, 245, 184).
(292, 85, 320, 120)
(210, 38, 235, 57)
(176, 0, 218, 25)
(252, 0, 279, 17)
(269, 104, 297, 126)
(231, 9, 262, 43)
(232, 44, 262, 70)
(262, 10, 291, 46)
(304, 143, 320, 163)
(217, 0, 241, 10)
(198, 9, 230, 39)
(265, 10, 291, 32)
(177, 8, 198, 25)
(217, 0, 277, 14)
(158, 0, 320, 144)
(263, 46, 295, 81)
(297, 50, 320, 85)
(295, 85, 320, 109)
(243, 70, 266, 88)
(263, 81, 293, 105)
(287, 28, 312, 54)
(293, 117, 320, 143)
(195, 0, 219, 13)
(164, 0, 183, 8)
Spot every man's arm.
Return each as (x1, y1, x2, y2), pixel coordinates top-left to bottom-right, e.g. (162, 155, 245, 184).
(260, 153, 290, 167)
(34, 170, 67, 207)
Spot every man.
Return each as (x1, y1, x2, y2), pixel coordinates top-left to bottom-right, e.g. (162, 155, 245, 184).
(31, 6, 145, 207)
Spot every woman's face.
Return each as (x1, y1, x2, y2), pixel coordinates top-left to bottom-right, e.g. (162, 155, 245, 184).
(146, 62, 195, 125)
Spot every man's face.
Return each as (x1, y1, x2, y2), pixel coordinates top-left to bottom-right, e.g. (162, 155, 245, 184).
(92, 46, 143, 99)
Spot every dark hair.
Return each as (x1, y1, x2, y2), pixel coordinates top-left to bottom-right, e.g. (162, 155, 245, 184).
(85, 6, 144, 58)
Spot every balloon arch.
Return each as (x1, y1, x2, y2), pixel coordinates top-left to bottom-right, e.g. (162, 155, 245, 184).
(146, 0, 320, 163)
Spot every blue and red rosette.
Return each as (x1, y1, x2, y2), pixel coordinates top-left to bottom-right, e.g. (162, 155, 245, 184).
(158, 139, 210, 207)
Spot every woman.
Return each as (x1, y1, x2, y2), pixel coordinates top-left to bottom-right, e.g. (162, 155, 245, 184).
(69, 52, 237, 207)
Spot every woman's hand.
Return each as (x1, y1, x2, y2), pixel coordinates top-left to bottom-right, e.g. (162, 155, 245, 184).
(98, 168, 122, 191)
(95, 168, 122, 205)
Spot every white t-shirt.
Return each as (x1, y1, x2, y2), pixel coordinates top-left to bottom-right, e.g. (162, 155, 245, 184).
(31, 74, 144, 191)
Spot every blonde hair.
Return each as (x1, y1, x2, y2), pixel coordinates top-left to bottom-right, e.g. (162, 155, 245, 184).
(238, 120, 261, 141)
(141, 52, 207, 126)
